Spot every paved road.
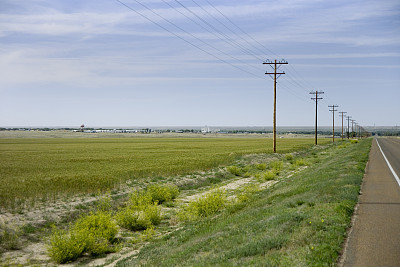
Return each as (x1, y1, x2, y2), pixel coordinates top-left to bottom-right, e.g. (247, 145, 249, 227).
(341, 137, 400, 267)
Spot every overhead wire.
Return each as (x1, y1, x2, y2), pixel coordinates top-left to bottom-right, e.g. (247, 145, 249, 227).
(116, 0, 322, 107)
(171, 0, 262, 63)
(196, 0, 318, 97)
(159, 0, 263, 73)
(115, 0, 264, 79)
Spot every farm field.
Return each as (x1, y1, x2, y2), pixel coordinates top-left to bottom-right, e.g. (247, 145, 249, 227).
(0, 136, 329, 210)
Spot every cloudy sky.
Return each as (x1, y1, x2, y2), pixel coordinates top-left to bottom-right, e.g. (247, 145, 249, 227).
(1, 0, 399, 127)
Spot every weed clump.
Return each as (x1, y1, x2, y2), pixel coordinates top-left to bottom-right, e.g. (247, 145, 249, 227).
(236, 184, 260, 203)
(255, 163, 267, 170)
(147, 184, 179, 204)
(293, 159, 309, 167)
(116, 203, 161, 231)
(48, 227, 85, 264)
(285, 153, 294, 161)
(0, 223, 20, 251)
(256, 171, 277, 182)
(116, 188, 163, 231)
(269, 160, 283, 174)
(227, 166, 242, 176)
(178, 189, 227, 221)
(48, 211, 118, 264)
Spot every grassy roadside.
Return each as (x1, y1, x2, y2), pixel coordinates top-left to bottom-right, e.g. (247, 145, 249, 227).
(117, 139, 372, 266)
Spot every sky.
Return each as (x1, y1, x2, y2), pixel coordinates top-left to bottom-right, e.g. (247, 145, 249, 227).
(1, 0, 399, 127)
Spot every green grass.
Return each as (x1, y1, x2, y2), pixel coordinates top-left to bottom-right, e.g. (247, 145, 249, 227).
(116, 139, 371, 266)
(0, 137, 327, 210)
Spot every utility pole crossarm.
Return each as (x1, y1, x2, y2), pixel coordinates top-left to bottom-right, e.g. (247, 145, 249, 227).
(328, 105, 339, 143)
(310, 91, 324, 145)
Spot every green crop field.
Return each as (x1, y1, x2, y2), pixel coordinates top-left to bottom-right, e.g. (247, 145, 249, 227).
(0, 137, 329, 210)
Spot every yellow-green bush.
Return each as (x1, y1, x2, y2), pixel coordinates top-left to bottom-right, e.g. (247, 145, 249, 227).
(147, 184, 179, 204)
(178, 189, 227, 221)
(285, 153, 294, 161)
(116, 208, 152, 231)
(236, 184, 260, 203)
(293, 159, 309, 167)
(73, 212, 118, 250)
(116, 190, 162, 231)
(227, 166, 242, 176)
(129, 190, 153, 207)
(255, 163, 267, 170)
(48, 227, 87, 264)
(47, 212, 118, 263)
(269, 160, 283, 174)
(256, 170, 276, 182)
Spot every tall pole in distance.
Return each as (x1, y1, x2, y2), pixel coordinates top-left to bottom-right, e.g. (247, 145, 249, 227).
(310, 91, 324, 145)
(263, 59, 288, 153)
(329, 105, 338, 143)
(346, 116, 352, 139)
(351, 119, 356, 138)
(339, 111, 347, 140)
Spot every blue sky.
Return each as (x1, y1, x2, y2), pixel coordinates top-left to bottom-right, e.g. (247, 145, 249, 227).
(1, 0, 399, 127)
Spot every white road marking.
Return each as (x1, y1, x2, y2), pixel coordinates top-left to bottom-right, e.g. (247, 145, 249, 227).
(376, 138, 400, 187)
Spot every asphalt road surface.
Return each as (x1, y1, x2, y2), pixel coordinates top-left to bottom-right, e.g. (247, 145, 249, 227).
(341, 137, 400, 267)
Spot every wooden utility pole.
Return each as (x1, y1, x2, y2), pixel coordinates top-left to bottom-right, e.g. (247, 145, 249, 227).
(310, 91, 324, 145)
(263, 59, 288, 153)
(346, 116, 352, 139)
(328, 105, 338, 143)
(351, 119, 356, 138)
(339, 111, 347, 140)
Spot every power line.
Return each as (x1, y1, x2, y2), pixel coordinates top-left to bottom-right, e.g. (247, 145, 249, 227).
(172, 0, 262, 62)
(115, 0, 263, 79)
(190, 0, 266, 61)
(117, 0, 321, 109)
(159, 0, 262, 73)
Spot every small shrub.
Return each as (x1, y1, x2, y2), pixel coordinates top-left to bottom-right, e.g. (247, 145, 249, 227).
(285, 153, 294, 161)
(243, 172, 252, 178)
(178, 189, 227, 220)
(129, 190, 153, 207)
(269, 160, 283, 174)
(236, 184, 260, 203)
(73, 212, 118, 243)
(48, 227, 86, 264)
(294, 159, 309, 167)
(192, 189, 227, 217)
(147, 184, 179, 204)
(141, 226, 156, 241)
(350, 139, 358, 144)
(0, 224, 20, 250)
(116, 208, 151, 231)
(261, 170, 276, 181)
(255, 163, 267, 170)
(227, 166, 242, 176)
(96, 194, 112, 212)
(116, 203, 161, 231)
(48, 212, 118, 263)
